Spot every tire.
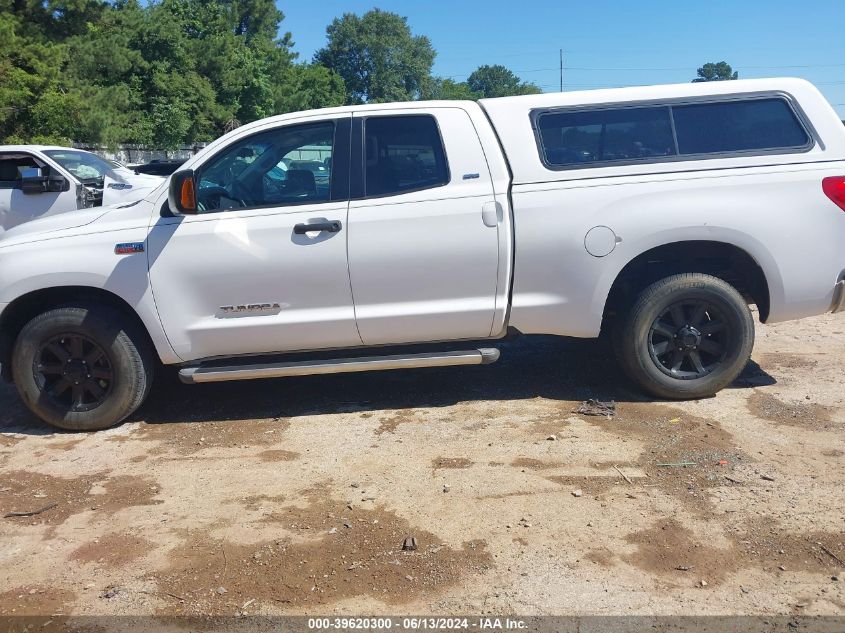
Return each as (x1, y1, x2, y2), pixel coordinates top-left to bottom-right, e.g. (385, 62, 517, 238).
(11, 304, 154, 431)
(613, 273, 754, 400)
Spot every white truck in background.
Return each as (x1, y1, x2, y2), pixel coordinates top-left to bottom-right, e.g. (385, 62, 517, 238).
(0, 78, 843, 431)
(0, 146, 164, 235)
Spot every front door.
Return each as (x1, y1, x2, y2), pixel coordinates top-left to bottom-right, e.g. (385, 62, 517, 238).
(0, 152, 78, 233)
(147, 115, 361, 362)
(347, 108, 501, 345)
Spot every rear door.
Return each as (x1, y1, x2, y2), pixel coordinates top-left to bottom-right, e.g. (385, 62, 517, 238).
(347, 107, 501, 345)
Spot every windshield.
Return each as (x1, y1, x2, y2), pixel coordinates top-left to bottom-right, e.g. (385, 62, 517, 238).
(43, 149, 118, 183)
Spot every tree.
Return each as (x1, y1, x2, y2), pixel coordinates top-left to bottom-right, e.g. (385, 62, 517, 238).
(1, 0, 346, 146)
(466, 65, 541, 98)
(424, 78, 479, 101)
(314, 9, 435, 104)
(0, 5, 70, 142)
(227, 0, 284, 40)
(692, 61, 738, 82)
(273, 63, 346, 113)
(28, 90, 85, 145)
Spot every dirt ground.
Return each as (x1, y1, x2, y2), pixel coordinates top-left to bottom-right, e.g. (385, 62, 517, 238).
(1, 313, 843, 620)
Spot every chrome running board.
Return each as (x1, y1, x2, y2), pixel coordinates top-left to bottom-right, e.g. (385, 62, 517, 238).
(179, 348, 500, 384)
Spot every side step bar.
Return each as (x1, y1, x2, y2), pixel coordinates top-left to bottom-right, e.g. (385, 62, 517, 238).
(179, 348, 500, 384)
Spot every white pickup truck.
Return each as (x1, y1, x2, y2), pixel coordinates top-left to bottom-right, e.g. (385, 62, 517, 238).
(0, 145, 164, 235)
(1, 78, 843, 430)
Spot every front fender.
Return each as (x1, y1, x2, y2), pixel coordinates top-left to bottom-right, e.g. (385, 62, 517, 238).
(0, 235, 179, 365)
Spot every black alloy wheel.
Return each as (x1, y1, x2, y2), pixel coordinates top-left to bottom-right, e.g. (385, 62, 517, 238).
(647, 299, 729, 379)
(613, 273, 755, 400)
(34, 333, 114, 412)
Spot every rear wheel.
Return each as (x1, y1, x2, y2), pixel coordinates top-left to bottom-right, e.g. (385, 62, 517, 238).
(12, 305, 154, 430)
(614, 273, 754, 399)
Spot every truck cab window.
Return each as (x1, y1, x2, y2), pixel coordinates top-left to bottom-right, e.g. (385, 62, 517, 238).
(196, 121, 335, 213)
(363, 115, 449, 197)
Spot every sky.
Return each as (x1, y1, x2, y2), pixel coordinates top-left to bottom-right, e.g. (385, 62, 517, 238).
(279, 0, 845, 118)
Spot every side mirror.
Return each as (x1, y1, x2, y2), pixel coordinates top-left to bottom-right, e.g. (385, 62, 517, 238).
(168, 169, 198, 215)
(45, 174, 69, 193)
(20, 173, 45, 194)
(19, 167, 69, 195)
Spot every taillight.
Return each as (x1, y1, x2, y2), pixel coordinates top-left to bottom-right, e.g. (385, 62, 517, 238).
(822, 176, 845, 211)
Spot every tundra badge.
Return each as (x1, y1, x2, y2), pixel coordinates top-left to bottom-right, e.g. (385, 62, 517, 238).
(220, 303, 283, 315)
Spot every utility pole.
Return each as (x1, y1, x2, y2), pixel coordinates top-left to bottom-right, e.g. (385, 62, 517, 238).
(559, 48, 564, 92)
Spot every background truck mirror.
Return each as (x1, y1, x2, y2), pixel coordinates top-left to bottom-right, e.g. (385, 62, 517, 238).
(45, 173, 69, 193)
(19, 169, 69, 195)
(20, 167, 46, 195)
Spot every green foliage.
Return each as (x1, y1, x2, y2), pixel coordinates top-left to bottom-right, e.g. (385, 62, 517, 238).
(467, 65, 542, 98)
(424, 78, 480, 101)
(692, 61, 739, 82)
(0, 6, 69, 141)
(426, 64, 543, 102)
(28, 90, 84, 144)
(274, 64, 346, 113)
(315, 9, 435, 104)
(0, 3, 547, 146)
(0, 0, 345, 146)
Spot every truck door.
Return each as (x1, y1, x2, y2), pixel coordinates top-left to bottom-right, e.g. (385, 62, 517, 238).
(147, 114, 361, 362)
(347, 108, 501, 345)
(0, 152, 78, 233)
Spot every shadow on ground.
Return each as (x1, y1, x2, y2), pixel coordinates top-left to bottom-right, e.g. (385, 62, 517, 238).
(0, 335, 775, 434)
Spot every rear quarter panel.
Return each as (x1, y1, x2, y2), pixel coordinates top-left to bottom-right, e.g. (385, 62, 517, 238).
(480, 78, 845, 337)
(508, 162, 845, 337)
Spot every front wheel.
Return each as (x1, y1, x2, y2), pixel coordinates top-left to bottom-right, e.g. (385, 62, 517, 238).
(12, 305, 154, 431)
(614, 273, 754, 399)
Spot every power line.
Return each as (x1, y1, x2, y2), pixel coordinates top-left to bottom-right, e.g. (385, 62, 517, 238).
(532, 80, 845, 90)
(442, 46, 840, 63)
(442, 62, 845, 81)
(558, 63, 845, 72)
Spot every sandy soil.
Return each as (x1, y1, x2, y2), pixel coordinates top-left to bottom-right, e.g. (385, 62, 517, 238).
(0, 313, 843, 620)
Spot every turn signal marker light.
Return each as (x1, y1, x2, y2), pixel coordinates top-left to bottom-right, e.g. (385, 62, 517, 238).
(180, 177, 197, 211)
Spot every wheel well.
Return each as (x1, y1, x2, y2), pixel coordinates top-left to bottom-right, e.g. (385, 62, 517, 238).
(0, 286, 154, 382)
(602, 241, 770, 332)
